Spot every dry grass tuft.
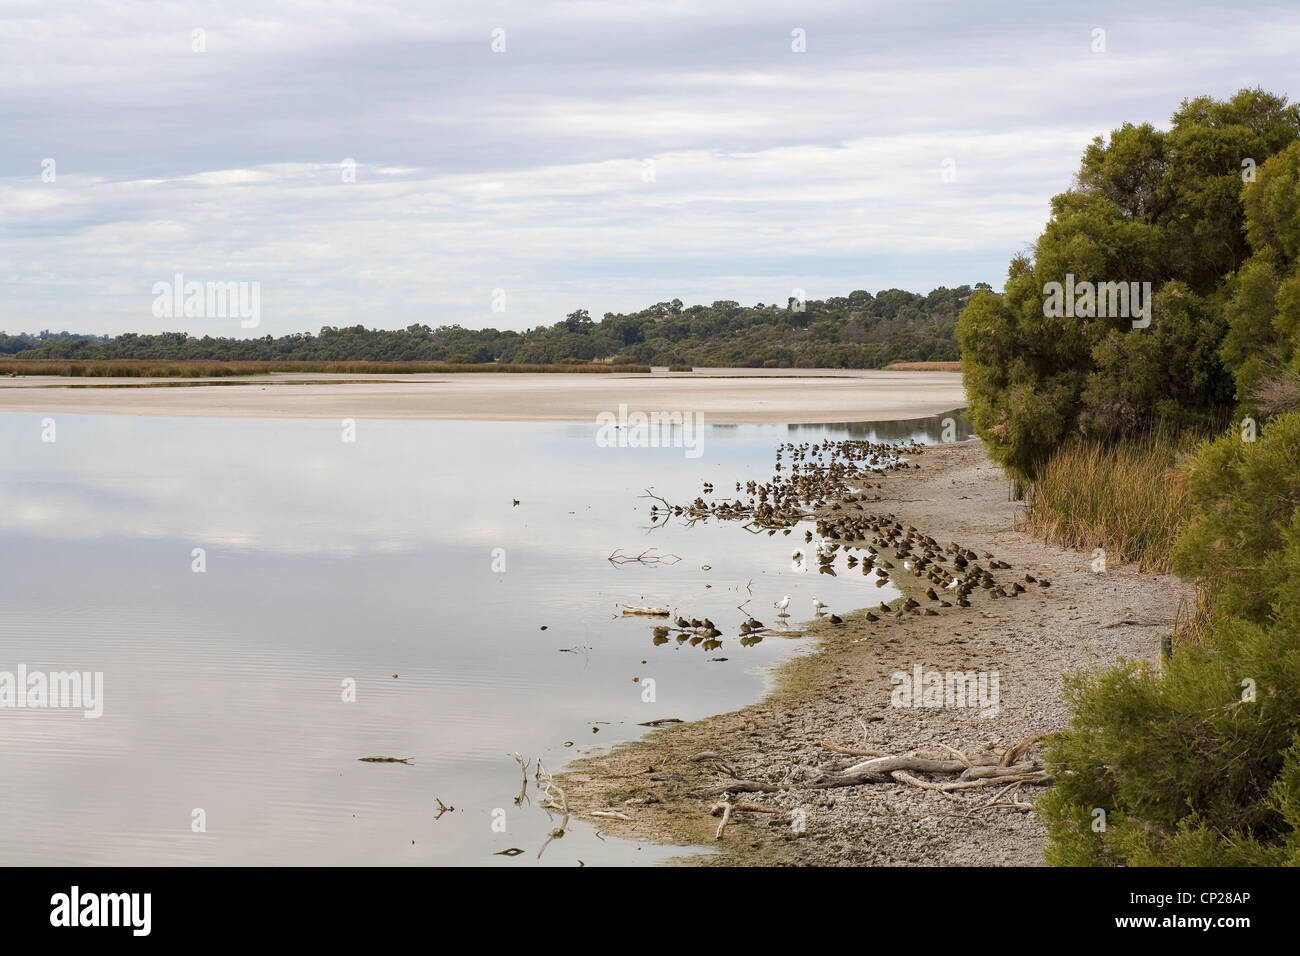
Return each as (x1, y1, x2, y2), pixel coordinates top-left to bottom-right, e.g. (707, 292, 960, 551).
(883, 360, 962, 372)
(1018, 436, 1193, 573)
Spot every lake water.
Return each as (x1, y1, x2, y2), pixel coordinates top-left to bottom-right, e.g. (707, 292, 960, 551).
(0, 409, 969, 866)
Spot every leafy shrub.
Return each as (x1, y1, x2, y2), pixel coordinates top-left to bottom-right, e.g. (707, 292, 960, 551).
(1041, 411, 1300, 866)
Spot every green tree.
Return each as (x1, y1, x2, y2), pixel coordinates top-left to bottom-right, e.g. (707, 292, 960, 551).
(1223, 140, 1300, 415)
(958, 89, 1300, 479)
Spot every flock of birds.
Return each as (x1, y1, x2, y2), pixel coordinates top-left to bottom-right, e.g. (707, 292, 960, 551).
(640, 436, 1049, 652)
(650, 612, 770, 650)
(781, 497, 1049, 621)
(647, 438, 928, 531)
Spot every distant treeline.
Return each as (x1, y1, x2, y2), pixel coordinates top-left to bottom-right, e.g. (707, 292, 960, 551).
(0, 359, 650, 377)
(1, 285, 981, 368)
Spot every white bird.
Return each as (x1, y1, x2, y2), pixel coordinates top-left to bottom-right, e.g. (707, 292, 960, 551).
(812, 597, 827, 615)
(775, 595, 790, 612)
(945, 577, 960, 590)
(903, 560, 914, 571)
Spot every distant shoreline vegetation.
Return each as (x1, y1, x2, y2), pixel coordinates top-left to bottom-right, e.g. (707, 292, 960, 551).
(882, 360, 962, 372)
(0, 285, 980, 370)
(0, 359, 652, 377)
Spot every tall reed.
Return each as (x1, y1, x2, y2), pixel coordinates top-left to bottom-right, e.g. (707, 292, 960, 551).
(1019, 436, 1194, 572)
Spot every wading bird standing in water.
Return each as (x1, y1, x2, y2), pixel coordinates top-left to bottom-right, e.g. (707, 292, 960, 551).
(775, 595, 790, 613)
(812, 597, 827, 615)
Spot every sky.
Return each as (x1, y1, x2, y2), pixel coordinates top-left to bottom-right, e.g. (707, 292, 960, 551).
(2, 0, 1298, 337)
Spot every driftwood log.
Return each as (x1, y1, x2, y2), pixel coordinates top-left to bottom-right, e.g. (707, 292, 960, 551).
(576, 736, 1055, 840)
(699, 735, 1053, 803)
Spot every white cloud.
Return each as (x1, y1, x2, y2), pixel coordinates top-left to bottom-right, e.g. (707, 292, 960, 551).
(1, 0, 1298, 334)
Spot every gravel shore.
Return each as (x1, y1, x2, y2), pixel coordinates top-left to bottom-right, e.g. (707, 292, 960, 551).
(557, 439, 1189, 865)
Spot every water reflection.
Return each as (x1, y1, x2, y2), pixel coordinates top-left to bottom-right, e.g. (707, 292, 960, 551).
(0, 413, 958, 865)
(786, 408, 973, 442)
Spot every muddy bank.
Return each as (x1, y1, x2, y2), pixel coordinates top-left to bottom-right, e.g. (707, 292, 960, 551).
(557, 439, 1189, 865)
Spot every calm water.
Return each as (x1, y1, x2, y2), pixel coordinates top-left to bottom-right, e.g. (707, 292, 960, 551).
(0, 410, 969, 866)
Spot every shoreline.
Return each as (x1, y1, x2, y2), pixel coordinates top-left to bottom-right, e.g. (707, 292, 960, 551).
(556, 439, 1189, 865)
(0, 369, 964, 424)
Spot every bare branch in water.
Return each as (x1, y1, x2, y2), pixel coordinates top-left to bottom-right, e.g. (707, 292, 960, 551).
(608, 548, 682, 567)
(513, 752, 530, 807)
(535, 758, 570, 859)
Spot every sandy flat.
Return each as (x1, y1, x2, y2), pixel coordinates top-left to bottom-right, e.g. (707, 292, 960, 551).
(0, 368, 965, 423)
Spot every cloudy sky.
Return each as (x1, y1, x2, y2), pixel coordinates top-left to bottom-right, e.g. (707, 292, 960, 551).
(2, 0, 1298, 337)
